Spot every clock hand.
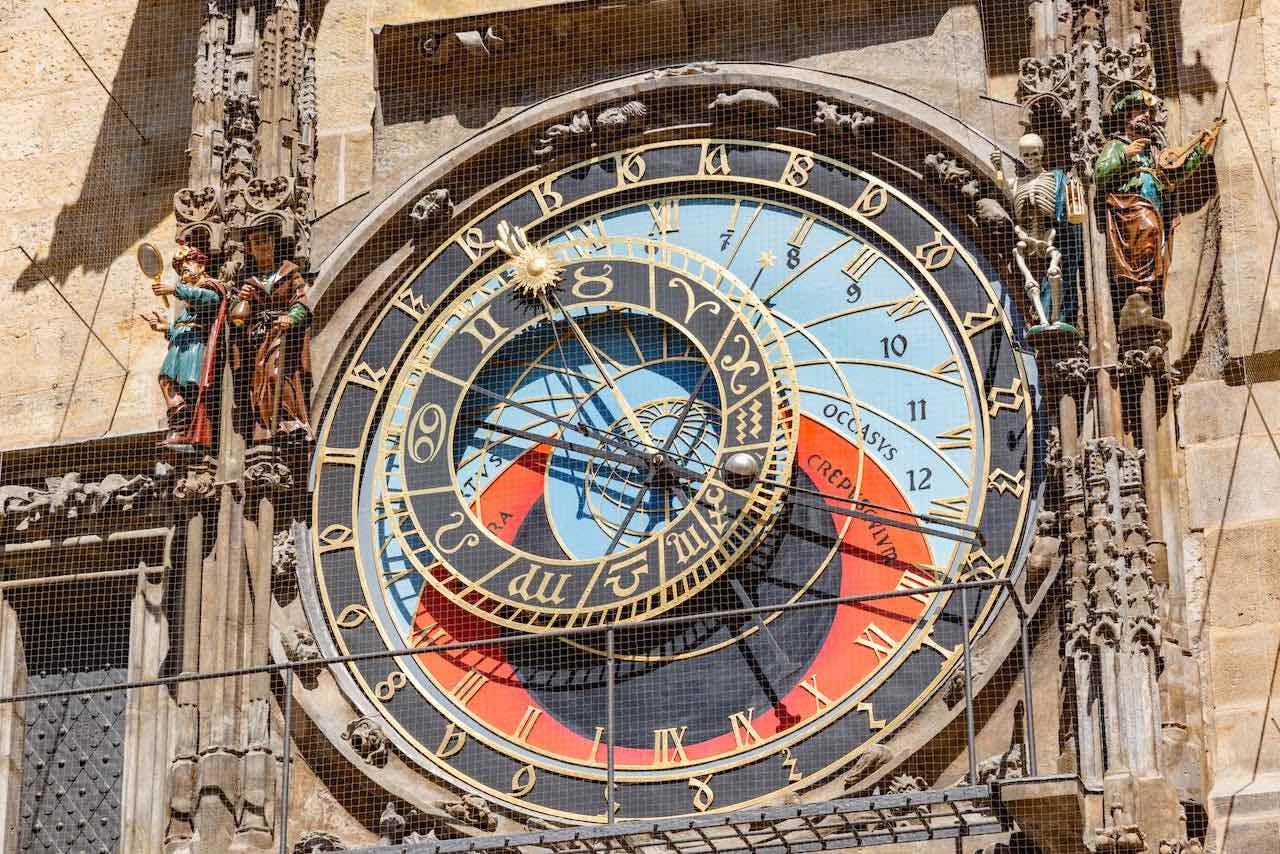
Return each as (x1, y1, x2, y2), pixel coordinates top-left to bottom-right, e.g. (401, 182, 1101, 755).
(541, 294, 659, 448)
(666, 478, 799, 674)
(474, 419, 650, 471)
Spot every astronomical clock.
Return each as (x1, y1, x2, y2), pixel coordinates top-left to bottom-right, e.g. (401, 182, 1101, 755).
(303, 74, 1039, 825)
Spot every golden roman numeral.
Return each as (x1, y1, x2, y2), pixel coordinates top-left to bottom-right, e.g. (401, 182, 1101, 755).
(928, 495, 968, 521)
(842, 245, 879, 281)
(896, 565, 942, 604)
(886, 291, 928, 321)
(653, 726, 690, 766)
(935, 424, 974, 450)
(570, 216, 609, 253)
(728, 708, 763, 748)
(513, 706, 542, 742)
(449, 670, 489, 705)
(854, 622, 898, 663)
(787, 215, 816, 248)
(797, 675, 832, 712)
(647, 199, 680, 235)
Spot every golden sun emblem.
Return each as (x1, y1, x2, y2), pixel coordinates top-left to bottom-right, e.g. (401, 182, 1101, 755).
(495, 220, 562, 300)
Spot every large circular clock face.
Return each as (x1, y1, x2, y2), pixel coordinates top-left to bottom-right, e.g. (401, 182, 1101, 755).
(310, 137, 1037, 823)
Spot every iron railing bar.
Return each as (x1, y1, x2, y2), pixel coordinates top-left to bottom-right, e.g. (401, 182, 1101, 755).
(0, 580, 1013, 704)
(1019, 610, 1039, 776)
(960, 586, 979, 787)
(278, 664, 294, 854)
(606, 627, 616, 825)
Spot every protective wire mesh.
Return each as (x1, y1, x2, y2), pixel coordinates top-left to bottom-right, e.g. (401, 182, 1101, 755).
(0, 0, 1269, 853)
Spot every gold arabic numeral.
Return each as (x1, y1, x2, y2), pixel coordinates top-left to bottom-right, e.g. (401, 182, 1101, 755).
(434, 512, 481, 555)
(458, 304, 509, 352)
(935, 424, 974, 451)
(719, 333, 762, 395)
(688, 775, 715, 812)
(727, 708, 764, 749)
(570, 263, 615, 299)
(347, 361, 389, 390)
(698, 143, 732, 176)
(617, 151, 647, 186)
(511, 764, 537, 797)
(334, 603, 371, 629)
(780, 152, 815, 188)
(533, 176, 564, 215)
(436, 722, 467, 758)
(895, 565, 943, 605)
(851, 182, 889, 218)
(666, 276, 721, 325)
(513, 706, 543, 742)
(407, 402, 447, 464)
(797, 675, 832, 714)
(601, 553, 649, 598)
(647, 199, 680, 236)
(652, 726, 690, 767)
(448, 669, 489, 706)
(508, 564, 572, 605)
(570, 217, 609, 254)
(588, 726, 607, 763)
(665, 525, 709, 566)
(317, 523, 354, 553)
(914, 230, 956, 271)
(853, 622, 899, 664)
(374, 670, 408, 701)
(781, 747, 802, 783)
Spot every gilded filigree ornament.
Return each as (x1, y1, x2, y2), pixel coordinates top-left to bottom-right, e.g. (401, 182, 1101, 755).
(495, 221, 562, 300)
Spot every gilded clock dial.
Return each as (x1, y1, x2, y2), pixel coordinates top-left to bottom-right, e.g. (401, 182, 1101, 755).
(310, 138, 1037, 822)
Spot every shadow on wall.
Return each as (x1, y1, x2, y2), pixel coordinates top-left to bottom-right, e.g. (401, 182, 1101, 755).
(13, 2, 202, 292)
(374, 0, 983, 128)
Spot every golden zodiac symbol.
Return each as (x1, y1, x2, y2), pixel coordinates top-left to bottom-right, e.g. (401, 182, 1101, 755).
(719, 334, 761, 395)
(688, 775, 715, 812)
(408, 402, 446, 463)
(667, 276, 721, 324)
(434, 512, 481, 555)
(570, 264, 615, 299)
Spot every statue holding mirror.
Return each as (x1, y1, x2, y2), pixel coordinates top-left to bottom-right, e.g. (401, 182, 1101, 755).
(138, 242, 228, 449)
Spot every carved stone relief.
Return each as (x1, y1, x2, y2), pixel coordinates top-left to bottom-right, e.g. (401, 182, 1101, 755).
(342, 716, 390, 767)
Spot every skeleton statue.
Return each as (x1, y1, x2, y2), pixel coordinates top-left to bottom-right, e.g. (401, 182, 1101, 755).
(990, 134, 1083, 336)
